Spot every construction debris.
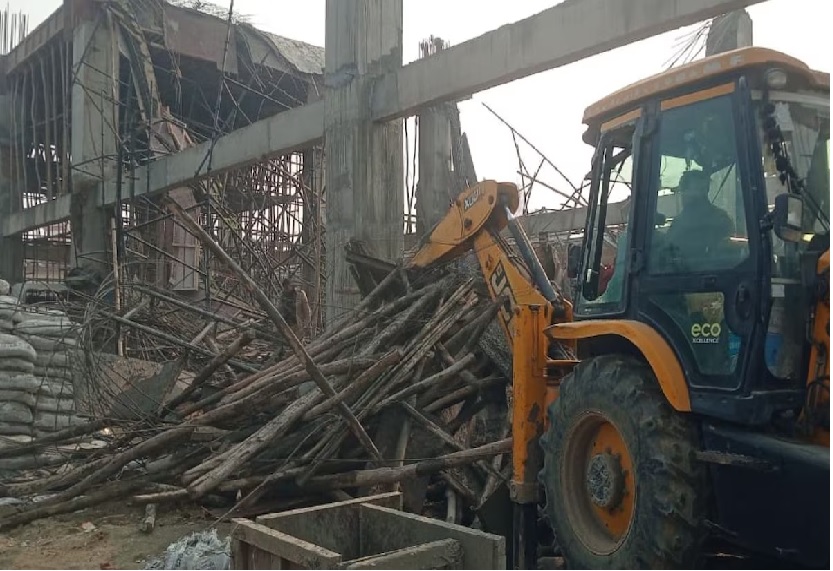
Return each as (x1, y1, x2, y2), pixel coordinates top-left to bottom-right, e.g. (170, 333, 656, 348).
(140, 503, 158, 534)
(0, 238, 512, 531)
(143, 529, 231, 570)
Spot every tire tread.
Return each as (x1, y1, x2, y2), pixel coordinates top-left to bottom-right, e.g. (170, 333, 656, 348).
(540, 355, 708, 569)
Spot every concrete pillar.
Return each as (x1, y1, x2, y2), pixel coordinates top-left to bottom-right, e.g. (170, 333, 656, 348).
(415, 38, 454, 236)
(69, 12, 118, 273)
(0, 78, 25, 284)
(301, 145, 325, 332)
(324, 0, 404, 324)
(706, 9, 753, 55)
(302, 83, 325, 331)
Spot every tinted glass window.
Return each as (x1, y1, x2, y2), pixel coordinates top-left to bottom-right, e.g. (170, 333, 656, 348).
(649, 95, 750, 275)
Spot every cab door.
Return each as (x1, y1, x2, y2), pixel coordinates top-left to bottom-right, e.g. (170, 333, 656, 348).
(634, 84, 764, 420)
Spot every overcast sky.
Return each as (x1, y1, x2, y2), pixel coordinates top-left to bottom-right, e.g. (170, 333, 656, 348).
(7, 0, 830, 211)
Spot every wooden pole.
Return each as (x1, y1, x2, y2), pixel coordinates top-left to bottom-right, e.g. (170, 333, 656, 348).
(298, 438, 512, 492)
(163, 199, 382, 464)
(161, 329, 255, 414)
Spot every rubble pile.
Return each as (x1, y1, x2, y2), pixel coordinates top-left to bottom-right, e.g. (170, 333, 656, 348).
(143, 529, 231, 570)
(0, 248, 513, 531)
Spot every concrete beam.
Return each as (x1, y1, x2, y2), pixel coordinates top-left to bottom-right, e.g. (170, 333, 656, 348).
(0, 5, 64, 74)
(1, 88, 324, 237)
(99, 100, 325, 208)
(2, 191, 675, 241)
(0, 101, 324, 236)
(519, 193, 683, 235)
(1, 196, 72, 236)
(519, 203, 597, 236)
(371, 0, 766, 121)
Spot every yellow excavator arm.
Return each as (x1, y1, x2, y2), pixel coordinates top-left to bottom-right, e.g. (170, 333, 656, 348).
(408, 180, 577, 546)
(408, 180, 569, 345)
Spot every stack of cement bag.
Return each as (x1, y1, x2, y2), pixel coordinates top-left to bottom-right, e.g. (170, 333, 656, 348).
(13, 308, 81, 437)
(0, 293, 14, 333)
(0, 296, 39, 437)
(0, 294, 82, 438)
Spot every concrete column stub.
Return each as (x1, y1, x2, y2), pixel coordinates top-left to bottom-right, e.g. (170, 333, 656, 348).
(324, 0, 404, 325)
(69, 11, 118, 272)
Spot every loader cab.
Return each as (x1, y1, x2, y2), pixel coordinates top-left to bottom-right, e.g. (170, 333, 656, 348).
(575, 47, 830, 426)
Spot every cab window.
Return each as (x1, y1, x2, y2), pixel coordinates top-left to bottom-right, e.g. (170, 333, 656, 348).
(647, 93, 751, 377)
(755, 92, 829, 380)
(576, 124, 635, 315)
(649, 94, 750, 275)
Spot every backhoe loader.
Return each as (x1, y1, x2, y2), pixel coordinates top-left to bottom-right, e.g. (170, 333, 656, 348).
(408, 46, 829, 569)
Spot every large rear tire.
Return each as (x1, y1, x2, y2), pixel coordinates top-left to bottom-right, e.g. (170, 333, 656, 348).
(540, 355, 708, 569)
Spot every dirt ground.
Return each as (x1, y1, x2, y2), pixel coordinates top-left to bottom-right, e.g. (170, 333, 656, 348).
(0, 501, 230, 570)
(0, 500, 793, 570)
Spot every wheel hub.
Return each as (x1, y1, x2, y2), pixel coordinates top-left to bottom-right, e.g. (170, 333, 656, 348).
(585, 452, 625, 509)
(560, 413, 636, 552)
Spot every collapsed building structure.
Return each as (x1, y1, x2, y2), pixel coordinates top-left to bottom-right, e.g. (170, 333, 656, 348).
(0, 1, 492, 337)
(0, 0, 325, 328)
(0, 0, 757, 326)
(0, 0, 776, 561)
(0, 0, 509, 531)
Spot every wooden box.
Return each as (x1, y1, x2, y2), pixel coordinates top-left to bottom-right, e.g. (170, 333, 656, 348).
(230, 492, 505, 569)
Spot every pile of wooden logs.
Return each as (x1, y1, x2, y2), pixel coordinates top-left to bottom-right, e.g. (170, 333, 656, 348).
(0, 204, 513, 530)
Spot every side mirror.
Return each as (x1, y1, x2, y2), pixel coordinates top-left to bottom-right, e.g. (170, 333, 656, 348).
(773, 193, 803, 243)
